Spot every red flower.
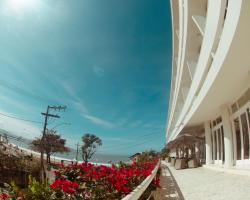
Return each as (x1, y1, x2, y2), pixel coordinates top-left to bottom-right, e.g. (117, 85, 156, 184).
(51, 158, 159, 198)
(0, 192, 9, 200)
(50, 179, 79, 194)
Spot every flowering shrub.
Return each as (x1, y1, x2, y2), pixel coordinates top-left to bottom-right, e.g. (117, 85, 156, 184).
(50, 158, 159, 199)
(0, 158, 159, 200)
(0, 192, 8, 200)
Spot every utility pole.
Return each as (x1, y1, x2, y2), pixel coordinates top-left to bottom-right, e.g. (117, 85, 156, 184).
(75, 142, 80, 164)
(40, 105, 66, 182)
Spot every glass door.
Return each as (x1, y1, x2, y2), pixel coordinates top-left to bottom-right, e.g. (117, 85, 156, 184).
(234, 117, 242, 160)
(232, 103, 250, 164)
(211, 117, 224, 165)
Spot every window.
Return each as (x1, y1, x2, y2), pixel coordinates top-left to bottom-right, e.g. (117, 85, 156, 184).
(247, 108, 250, 130)
(211, 131, 213, 160)
(241, 113, 249, 159)
(214, 131, 217, 160)
(234, 118, 242, 160)
(218, 129, 221, 160)
(221, 126, 225, 162)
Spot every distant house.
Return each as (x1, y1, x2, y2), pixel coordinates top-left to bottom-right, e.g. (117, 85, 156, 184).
(129, 152, 141, 162)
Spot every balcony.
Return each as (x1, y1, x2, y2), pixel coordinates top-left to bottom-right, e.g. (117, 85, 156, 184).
(192, 15, 206, 36)
(187, 61, 197, 80)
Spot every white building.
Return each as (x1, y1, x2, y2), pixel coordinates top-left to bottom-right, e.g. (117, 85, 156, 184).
(166, 0, 250, 169)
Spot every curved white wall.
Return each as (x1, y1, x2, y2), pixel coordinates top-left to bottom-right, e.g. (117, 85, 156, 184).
(167, 0, 244, 142)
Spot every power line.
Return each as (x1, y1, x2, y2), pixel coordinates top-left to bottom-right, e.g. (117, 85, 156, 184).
(100, 136, 160, 152)
(102, 131, 162, 149)
(0, 80, 56, 104)
(0, 112, 43, 124)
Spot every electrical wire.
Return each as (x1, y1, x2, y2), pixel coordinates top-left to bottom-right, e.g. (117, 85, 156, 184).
(102, 131, 162, 149)
(0, 112, 43, 124)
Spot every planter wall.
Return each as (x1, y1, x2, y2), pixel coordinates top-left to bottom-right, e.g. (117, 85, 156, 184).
(121, 161, 160, 200)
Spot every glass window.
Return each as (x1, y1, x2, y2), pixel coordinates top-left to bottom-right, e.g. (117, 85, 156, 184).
(234, 118, 242, 160)
(218, 129, 221, 160)
(221, 126, 225, 162)
(211, 132, 213, 160)
(247, 108, 250, 131)
(241, 113, 249, 159)
(214, 131, 217, 160)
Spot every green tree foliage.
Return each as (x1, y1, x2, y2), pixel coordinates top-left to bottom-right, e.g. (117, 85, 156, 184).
(160, 147, 170, 160)
(31, 130, 69, 163)
(81, 133, 102, 162)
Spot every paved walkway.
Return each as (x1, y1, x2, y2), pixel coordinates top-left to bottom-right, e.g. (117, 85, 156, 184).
(152, 162, 184, 200)
(162, 161, 250, 200)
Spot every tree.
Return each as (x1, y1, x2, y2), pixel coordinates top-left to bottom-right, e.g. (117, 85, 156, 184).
(81, 133, 102, 162)
(31, 130, 69, 163)
(160, 146, 170, 160)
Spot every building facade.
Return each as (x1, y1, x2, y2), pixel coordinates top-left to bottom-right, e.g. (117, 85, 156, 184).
(166, 0, 250, 168)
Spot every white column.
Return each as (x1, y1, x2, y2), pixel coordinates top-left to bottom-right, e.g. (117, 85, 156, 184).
(221, 106, 234, 167)
(205, 121, 212, 164)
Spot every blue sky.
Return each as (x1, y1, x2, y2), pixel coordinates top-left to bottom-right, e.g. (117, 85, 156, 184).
(0, 0, 172, 155)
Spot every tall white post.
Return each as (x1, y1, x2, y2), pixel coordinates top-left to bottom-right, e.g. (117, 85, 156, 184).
(221, 106, 234, 167)
(205, 121, 212, 164)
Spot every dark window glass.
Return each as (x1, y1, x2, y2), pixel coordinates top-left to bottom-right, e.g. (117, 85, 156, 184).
(218, 129, 221, 160)
(241, 113, 249, 159)
(247, 108, 250, 134)
(211, 132, 213, 160)
(214, 131, 217, 160)
(234, 118, 242, 160)
(221, 126, 225, 162)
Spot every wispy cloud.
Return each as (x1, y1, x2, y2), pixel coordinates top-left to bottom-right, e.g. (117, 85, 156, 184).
(129, 120, 143, 128)
(60, 80, 88, 112)
(116, 118, 128, 127)
(104, 137, 132, 142)
(0, 110, 41, 139)
(60, 80, 77, 98)
(93, 66, 104, 77)
(81, 113, 114, 128)
(59, 79, 117, 129)
(0, 92, 39, 114)
(71, 100, 88, 114)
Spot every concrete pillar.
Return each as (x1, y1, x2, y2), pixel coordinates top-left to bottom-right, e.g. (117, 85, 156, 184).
(221, 106, 234, 167)
(205, 121, 212, 164)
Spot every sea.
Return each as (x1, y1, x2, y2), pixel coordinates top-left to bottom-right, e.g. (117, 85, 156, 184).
(8, 138, 130, 164)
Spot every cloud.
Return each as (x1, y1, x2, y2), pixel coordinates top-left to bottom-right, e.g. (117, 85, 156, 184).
(59, 80, 88, 113)
(81, 114, 114, 128)
(93, 66, 104, 77)
(129, 120, 143, 128)
(59, 79, 116, 129)
(0, 110, 41, 139)
(0, 92, 39, 114)
(116, 118, 128, 126)
(71, 100, 88, 114)
(104, 137, 132, 142)
(60, 80, 77, 98)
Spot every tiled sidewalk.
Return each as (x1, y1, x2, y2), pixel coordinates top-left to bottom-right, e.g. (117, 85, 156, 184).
(163, 161, 250, 200)
(152, 162, 184, 200)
